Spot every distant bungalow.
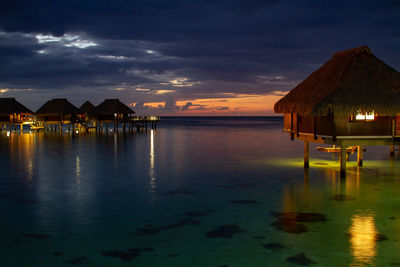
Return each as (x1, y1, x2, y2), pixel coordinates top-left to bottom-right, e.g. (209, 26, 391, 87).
(0, 98, 33, 131)
(91, 99, 135, 131)
(35, 98, 79, 130)
(78, 100, 96, 123)
(274, 46, 400, 176)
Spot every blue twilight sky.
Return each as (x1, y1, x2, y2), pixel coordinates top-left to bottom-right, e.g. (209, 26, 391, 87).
(0, 0, 399, 115)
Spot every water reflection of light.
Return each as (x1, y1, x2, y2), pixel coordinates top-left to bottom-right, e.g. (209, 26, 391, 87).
(28, 159, 33, 180)
(114, 133, 118, 167)
(149, 129, 156, 193)
(76, 156, 81, 184)
(349, 211, 377, 266)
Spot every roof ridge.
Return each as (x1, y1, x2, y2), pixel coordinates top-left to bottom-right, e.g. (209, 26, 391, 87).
(333, 45, 371, 57)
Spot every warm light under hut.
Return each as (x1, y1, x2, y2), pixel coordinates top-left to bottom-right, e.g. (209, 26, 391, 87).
(274, 45, 400, 177)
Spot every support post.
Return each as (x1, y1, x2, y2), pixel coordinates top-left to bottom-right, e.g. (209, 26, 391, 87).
(20, 124, 23, 133)
(290, 113, 294, 140)
(304, 141, 309, 168)
(313, 116, 317, 140)
(390, 145, 395, 160)
(340, 145, 347, 178)
(357, 145, 363, 167)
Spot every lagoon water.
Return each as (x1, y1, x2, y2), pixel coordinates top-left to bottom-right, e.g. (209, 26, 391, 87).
(1, 117, 400, 266)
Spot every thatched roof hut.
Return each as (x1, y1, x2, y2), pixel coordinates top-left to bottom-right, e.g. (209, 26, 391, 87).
(35, 98, 78, 115)
(0, 98, 33, 115)
(274, 46, 400, 116)
(78, 101, 96, 114)
(92, 99, 135, 116)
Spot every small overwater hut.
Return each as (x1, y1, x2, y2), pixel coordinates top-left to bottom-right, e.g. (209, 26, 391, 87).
(92, 99, 135, 131)
(78, 101, 96, 123)
(274, 46, 400, 177)
(35, 98, 79, 130)
(0, 98, 33, 131)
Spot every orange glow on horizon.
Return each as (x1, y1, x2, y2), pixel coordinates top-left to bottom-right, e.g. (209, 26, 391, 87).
(130, 93, 284, 115)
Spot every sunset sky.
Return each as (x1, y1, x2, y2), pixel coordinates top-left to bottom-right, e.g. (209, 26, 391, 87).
(1, 0, 400, 115)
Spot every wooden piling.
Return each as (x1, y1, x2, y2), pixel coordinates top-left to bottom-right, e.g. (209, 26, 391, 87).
(304, 141, 309, 168)
(357, 145, 363, 167)
(390, 145, 395, 160)
(340, 145, 347, 177)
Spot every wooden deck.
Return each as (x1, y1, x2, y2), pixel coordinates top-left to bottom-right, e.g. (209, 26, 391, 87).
(0, 116, 161, 134)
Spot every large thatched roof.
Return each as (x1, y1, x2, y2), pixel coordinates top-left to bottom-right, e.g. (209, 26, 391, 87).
(78, 101, 96, 114)
(0, 98, 33, 115)
(92, 99, 135, 115)
(274, 46, 400, 116)
(35, 98, 78, 115)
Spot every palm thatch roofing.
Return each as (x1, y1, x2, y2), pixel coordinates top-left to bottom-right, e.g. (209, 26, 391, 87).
(35, 98, 78, 115)
(78, 101, 96, 114)
(0, 98, 33, 115)
(92, 99, 135, 115)
(274, 46, 400, 116)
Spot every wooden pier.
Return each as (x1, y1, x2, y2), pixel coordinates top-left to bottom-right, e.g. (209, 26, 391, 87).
(1, 117, 160, 134)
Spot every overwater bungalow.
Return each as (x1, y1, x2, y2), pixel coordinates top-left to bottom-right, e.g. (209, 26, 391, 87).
(0, 98, 33, 131)
(78, 100, 96, 123)
(274, 46, 400, 176)
(91, 99, 135, 131)
(35, 98, 79, 130)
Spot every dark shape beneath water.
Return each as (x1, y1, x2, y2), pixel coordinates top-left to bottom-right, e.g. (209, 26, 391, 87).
(22, 233, 52, 240)
(135, 219, 200, 235)
(230, 199, 260, 205)
(181, 211, 207, 217)
(166, 253, 180, 258)
(286, 253, 316, 265)
(271, 220, 308, 234)
(271, 212, 327, 222)
(270, 212, 326, 234)
(206, 224, 243, 239)
(65, 257, 89, 265)
(253, 236, 266, 239)
(262, 243, 286, 250)
(376, 233, 388, 242)
(333, 194, 356, 201)
(101, 247, 154, 262)
(53, 251, 63, 257)
(159, 189, 198, 196)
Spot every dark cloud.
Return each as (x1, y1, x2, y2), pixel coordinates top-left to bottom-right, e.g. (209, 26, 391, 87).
(0, 0, 399, 112)
(181, 102, 192, 111)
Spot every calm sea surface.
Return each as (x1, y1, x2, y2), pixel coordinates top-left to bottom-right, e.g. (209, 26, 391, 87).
(1, 116, 400, 266)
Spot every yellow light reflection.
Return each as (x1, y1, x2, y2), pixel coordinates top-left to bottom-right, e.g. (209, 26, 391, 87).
(349, 211, 377, 266)
(76, 156, 81, 184)
(149, 129, 156, 193)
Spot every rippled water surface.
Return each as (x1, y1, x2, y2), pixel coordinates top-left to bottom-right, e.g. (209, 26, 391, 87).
(1, 116, 400, 266)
